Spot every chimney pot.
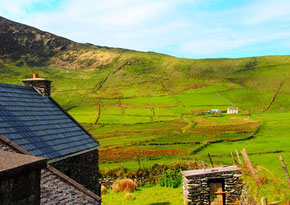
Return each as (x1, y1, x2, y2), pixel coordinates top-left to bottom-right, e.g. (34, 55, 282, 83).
(33, 74, 39, 79)
(22, 75, 52, 96)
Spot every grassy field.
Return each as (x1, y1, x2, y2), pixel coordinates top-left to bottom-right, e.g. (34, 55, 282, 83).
(1, 54, 289, 203)
(102, 185, 184, 205)
(197, 112, 290, 176)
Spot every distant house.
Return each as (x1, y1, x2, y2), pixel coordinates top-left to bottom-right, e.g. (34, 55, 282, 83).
(227, 107, 238, 114)
(0, 74, 101, 204)
(211, 109, 221, 114)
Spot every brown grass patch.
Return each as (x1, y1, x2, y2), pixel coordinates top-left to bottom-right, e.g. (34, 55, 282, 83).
(101, 185, 107, 195)
(100, 148, 188, 163)
(112, 178, 137, 192)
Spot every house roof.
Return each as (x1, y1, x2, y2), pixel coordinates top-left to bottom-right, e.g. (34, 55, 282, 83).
(228, 107, 238, 110)
(0, 82, 99, 160)
(181, 166, 241, 177)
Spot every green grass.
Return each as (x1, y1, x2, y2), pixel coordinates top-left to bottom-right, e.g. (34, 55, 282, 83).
(102, 108, 123, 115)
(69, 105, 99, 115)
(121, 96, 178, 107)
(73, 115, 97, 124)
(102, 185, 184, 205)
(195, 112, 290, 176)
(175, 93, 231, 107)
(183, 83, 240, 94)
(98, 115, 152, 124)
(125, 108, 153, 116)
(154, 107, 189, 116)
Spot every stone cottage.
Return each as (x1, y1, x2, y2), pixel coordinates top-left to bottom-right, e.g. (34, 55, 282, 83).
(0, 75, 101, 204)
(182, 166, 243, 205)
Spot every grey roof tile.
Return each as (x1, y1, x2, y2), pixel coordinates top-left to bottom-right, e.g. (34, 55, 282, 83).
(0, 83, 99, 159)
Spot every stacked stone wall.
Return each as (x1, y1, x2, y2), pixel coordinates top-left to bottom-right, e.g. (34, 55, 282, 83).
(183, 170, 243, 205)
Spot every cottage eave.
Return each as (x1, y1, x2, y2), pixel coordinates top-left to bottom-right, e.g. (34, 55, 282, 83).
(47, 145, 99, 164)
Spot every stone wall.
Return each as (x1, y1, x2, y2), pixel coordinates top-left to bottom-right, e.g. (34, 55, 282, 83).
(50, 149, 100, 196)
(0, 169, 41, 205)
(182, 169, 243, 205)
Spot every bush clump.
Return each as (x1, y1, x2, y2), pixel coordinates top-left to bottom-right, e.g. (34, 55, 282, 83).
(159, 169, 182, 188)
(112, 178, 137, 192)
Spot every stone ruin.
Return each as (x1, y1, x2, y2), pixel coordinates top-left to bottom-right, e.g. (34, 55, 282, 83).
(182, 166, 243, 205)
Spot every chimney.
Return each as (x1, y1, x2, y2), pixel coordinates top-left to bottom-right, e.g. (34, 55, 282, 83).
(22, 74, 52, 96)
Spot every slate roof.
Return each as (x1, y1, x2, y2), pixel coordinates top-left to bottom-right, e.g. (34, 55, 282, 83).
(0, 83, 99, 160)
(182, 166, 241, 177)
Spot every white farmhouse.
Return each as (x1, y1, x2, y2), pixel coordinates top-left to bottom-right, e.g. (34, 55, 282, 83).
(227, 107, 238, 114)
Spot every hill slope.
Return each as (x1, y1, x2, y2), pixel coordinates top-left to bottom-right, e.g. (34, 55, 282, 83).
(0, 17, 289, 185)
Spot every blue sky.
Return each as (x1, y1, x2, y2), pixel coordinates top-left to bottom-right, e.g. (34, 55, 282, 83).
(0, 0, 289, 59)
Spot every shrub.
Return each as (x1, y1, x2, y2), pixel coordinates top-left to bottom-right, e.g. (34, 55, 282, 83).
(112, 178, 137, 192)
(160, 169, 182, 188)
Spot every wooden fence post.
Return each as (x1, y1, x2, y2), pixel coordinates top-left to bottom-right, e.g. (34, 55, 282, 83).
(230, 152, 237, 165)
(208, 153, 214, 168)
(279, 155, 290, 187)
(241, 148, 260, 184)
(235, 149, 242, 164)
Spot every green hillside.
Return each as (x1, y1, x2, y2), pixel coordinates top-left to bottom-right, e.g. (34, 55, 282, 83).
(1, 16, 290, 203)
(1, 53, 289, 172)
